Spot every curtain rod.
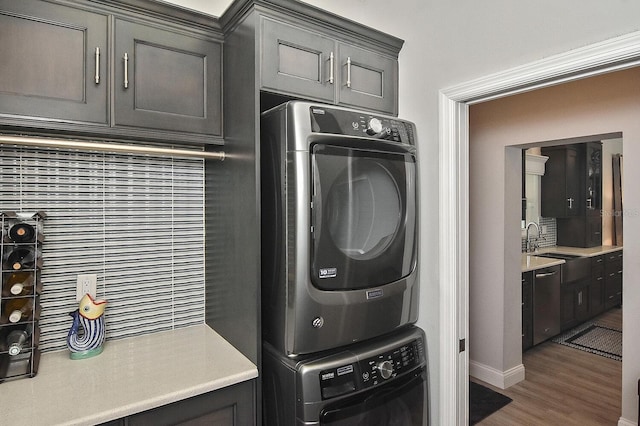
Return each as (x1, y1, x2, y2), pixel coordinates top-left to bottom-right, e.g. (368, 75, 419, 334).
(0, 134, 225, 161)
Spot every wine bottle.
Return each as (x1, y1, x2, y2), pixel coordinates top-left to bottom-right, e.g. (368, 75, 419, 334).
(5, 247, 37, 270)
(3, 298, 34, 323)
(2, 272, 35, 297)
(6, 329, 29, 356)
(8, 222, 36, 243)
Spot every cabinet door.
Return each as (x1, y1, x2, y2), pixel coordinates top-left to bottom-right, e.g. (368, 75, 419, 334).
(564, 146, 582, 216)
(522, 272, 533, 350)
(560, 283, 577, 331)
(114, 19, 222, 136)
(605, 258, 623, 309)
(260, 17, 335, 103)
(338, 43, 398, 114)
(541, 146, 583, 217)
(0, 0, 107, 124)
(575, 281, 590, 323)
(126, 380, 255, 425)
(589, 256, 605, 317)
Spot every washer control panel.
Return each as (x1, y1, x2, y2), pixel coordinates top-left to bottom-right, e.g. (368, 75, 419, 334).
(318, 336, 424, 400)
(309, 106, 415, 145)
(359, 338, 423, 389)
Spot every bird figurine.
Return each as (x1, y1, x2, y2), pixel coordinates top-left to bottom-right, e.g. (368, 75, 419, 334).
(66, 293, 107, 359)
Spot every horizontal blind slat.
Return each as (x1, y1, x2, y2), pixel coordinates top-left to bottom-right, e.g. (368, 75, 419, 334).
(1, 144, 206, 352)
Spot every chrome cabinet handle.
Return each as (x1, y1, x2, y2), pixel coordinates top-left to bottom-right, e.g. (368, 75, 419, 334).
(123, 53, 129, 89)
(567, 197, 574, 209)
(535, 271, 557, 278)
(94, 47, 100, 84)
(578, 291, 583, 305)
(327, 52, 334, 84)
(346, 57, 352, 88)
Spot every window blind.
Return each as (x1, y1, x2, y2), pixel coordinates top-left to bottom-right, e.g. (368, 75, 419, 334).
(0, 144, 205, 352)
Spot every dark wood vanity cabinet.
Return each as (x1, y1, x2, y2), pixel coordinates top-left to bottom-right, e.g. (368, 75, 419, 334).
(0, 0, 223, 142)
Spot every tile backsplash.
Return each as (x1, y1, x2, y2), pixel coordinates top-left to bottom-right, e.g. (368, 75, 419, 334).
(1, 144, 205, 352)
(522, 217, 557, 252)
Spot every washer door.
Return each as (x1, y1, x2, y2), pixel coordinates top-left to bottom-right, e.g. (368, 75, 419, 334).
(319, 368, 427, 426)
(311, 143, 417, 290)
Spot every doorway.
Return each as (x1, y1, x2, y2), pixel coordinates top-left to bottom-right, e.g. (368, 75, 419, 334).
(438, 32, 640, 425)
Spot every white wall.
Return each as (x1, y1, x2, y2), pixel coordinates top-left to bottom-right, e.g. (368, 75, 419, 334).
(165, 0, 640, 422)
(470, 67, 640, 424)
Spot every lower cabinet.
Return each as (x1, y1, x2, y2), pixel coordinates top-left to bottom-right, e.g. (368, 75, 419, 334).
(100, 380, 255, 426)
(522, 271, 534, 351)
(522, 271, 533, 351)
(561, 278, 590, 332)
(589, 255, 606, 317)
(604, 250, 623, 309)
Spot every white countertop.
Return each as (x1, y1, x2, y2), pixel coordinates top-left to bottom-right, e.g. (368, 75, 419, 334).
(2, 325, 258, 426)
(521, 245, 622, 272)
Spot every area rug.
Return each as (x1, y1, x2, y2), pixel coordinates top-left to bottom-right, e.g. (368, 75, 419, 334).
(552, 322, 622, 361)
(469, 381, 512, 425)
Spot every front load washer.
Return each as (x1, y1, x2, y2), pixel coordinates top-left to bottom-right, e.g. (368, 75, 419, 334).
(261, 101, 419, 356)
(262, 325, 428, 426)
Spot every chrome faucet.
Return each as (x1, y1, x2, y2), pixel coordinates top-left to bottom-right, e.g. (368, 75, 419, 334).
(525, 222, 541, 253)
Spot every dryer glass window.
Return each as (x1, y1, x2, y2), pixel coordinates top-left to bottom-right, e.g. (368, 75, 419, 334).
(311, 143, 417, 290)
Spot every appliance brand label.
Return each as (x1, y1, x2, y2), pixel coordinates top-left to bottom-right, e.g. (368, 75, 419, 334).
(337, 365, 354, 376)
(321, 372, 335, 381)
(319, 267, 337, 278)
(366, 289, 384, 300)
(312, 108, 326, 115)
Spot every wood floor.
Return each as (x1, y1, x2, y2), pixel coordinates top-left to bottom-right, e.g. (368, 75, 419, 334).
(472, 307, 622, 425)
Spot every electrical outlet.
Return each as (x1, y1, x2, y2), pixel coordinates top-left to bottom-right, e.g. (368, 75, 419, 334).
(76, 274, 97, 301)
(541, 225, 548, 234)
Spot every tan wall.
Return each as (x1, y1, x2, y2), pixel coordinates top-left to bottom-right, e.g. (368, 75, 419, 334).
(469, 67, 640, 422)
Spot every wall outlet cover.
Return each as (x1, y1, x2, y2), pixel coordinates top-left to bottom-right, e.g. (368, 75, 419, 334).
(76, 274, 97, 301)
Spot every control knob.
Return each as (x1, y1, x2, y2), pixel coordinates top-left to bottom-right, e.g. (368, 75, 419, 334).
(376, 360, 394, 379)
(366, 118, 385, 137)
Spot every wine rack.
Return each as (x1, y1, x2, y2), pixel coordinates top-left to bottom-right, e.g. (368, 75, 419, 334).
(0, 211, 46, 382)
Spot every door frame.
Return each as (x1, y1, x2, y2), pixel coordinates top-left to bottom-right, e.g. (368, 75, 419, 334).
(438, 31, 640, 424)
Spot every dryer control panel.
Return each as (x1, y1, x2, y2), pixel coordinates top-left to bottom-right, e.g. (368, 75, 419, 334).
(309, 106, 415, 145)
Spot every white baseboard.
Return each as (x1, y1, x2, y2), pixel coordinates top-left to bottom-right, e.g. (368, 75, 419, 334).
(469, 360, 525, 389)
(618, 417, 637, 426)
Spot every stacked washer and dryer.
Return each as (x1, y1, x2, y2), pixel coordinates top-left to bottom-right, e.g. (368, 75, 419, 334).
(260, 101, 427, 425)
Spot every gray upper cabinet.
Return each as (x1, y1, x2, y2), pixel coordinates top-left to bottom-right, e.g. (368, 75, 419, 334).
(337, 42, 397, 113)
(261, 18, 335, 104)
(114, 19, 222, 136)
(0, 0, 223, 143)
(260, 15, 399, 115)
(0, 0, 108, 124)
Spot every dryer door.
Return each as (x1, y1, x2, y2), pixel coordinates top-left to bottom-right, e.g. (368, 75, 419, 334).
(311, 143, 417, 291)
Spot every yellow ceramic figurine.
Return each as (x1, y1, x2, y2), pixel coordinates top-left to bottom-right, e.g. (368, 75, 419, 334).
(66, 293, 107, 359)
